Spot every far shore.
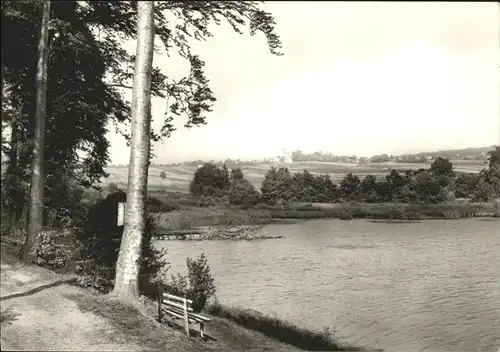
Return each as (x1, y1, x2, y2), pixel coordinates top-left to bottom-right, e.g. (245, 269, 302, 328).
(151, 200, 500, 233)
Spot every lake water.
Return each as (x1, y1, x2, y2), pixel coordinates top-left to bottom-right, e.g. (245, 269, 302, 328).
(157, 219, 500, 352)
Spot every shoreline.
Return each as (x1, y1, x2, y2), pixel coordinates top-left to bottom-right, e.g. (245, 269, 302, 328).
(152, 225, 283, 241)
(152, 201, 499, 233)
(151, 217, 498, 242)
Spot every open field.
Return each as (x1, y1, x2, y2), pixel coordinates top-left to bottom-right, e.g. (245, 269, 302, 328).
(103, 160, 486, 193)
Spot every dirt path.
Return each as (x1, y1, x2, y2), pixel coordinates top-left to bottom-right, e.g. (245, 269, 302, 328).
(0, 260, 298, 352)
(1, 263, 146, 351)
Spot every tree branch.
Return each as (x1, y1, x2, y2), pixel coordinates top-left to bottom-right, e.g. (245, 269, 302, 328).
(108, 84, 134, 89)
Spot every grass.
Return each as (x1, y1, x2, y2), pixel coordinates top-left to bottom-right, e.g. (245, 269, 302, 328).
(67, 293, 320, 351)
(66, 293, 211, 352)
(152, 207, 275, 230)
(150, 201, 498, 230)
(307, 202, 497, 220)
(0, 306, 21, 325)
(205, 302, 377, 351)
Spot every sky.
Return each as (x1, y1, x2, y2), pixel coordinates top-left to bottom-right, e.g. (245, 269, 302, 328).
(107, 1, 500, 165)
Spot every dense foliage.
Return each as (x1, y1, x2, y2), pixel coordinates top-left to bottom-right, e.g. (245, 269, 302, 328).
(190, 163, 261, 207)
(260, 167, 296, 204)
(228, 178, 260, 207)
(187, 153, 499, 207)
(28, 229, 75, 270)
(230, 168, 244, 181)
(165, 253, 216, 313)
(260, 157, 500, 205)
(189, 163, 230, 197)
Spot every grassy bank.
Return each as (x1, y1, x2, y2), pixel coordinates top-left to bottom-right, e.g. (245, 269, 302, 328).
(205, 302, 375, 351)
(285, 201, 499, 220)
(152, 201, 499, 230)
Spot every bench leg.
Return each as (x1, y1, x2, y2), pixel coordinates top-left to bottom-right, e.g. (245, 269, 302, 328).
(183, 298, 190, 337)
(200, 322, 204, 339)
(157, 292, 162, 324)
(185, 318, 190, 338)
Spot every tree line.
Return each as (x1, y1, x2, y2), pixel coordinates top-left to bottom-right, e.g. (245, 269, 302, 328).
(189, 152, 500, 206)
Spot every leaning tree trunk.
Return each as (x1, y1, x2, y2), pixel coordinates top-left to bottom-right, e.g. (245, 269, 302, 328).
(22, 0, 51, 260)
(112, 1, 155, 302)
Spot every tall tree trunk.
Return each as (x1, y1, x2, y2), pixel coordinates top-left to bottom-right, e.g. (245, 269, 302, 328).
(21, 0, 51, 260)
(112, 1, 155, 302)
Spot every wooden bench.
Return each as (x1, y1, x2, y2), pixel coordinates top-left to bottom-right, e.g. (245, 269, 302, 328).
(157, 291, 211, 338)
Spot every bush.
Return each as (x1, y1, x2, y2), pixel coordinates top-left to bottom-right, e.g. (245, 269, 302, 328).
(29, 229, 75, 270)
(139, 236, 170, 297)
(186, 253, 216, 312)
(338, 210, 353, 220)
(154, 213, 193, 231)
(228, 179, 260, 207)
(386, 207, 406, 220)
(75, 259, 115, 292)
(80, 187, 104, 209)
(430, 157, 454, 176)
(197, 195, 224, 207)
(230, 168, 244, 181)
(146, 196, 180, 213)
(43, 175, 94, 229)
(442, 211, 461, 219)
(189, 163, 230, 197)
(403, 210, 423, 220)
(260, 167, 296, 203)
(105, 182, 119, 193)
(163, 253, 216, 313)
(165, 273, 189, 297)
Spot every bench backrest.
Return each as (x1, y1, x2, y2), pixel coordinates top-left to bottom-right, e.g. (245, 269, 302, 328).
(161, 292, 194, 312)
(157, 290, 211, 338)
